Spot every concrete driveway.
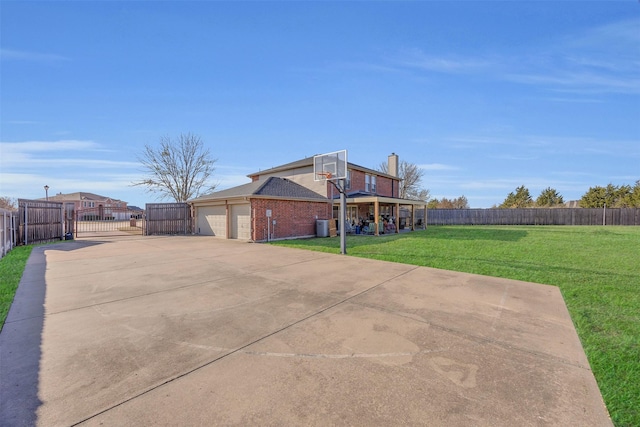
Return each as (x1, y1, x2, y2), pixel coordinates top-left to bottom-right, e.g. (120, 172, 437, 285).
(1, 236, 611, 426)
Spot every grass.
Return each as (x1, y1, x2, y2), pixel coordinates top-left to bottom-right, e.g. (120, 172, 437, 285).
(0, 245, 34, 332)
(272, 226, 640, 427)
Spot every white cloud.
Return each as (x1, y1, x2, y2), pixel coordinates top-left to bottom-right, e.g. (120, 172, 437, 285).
(3, 120, 46, 125)
(418, 163, 459, 171)
(393, 48, 493, 74)
(505, 70, 640, 94)
(387, 18, 640, 95)
(0, 48, 69, 62)
(8, 157, 140, 169)
(1, 140, 102, 154)
(0, 171, 149, 203)
(0, 140, 136, 170)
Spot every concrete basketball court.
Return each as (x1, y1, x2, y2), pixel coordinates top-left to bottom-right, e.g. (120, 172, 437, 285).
(1, 236, 611, 426)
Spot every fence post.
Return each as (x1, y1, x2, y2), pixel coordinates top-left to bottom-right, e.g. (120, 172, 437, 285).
(1, 210, 5, 257)
(24, 204, 28, 246)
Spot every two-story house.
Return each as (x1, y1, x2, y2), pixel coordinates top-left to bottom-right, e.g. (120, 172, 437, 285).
(43, 192, 129, 220)
(189, 153, 427, 241)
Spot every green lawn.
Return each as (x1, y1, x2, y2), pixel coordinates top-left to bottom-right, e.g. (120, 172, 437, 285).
(0, 245, 34, 332)
(272, 226, 640, 427)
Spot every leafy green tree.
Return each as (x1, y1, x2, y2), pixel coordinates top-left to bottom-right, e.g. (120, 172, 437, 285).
(427, 196, 469, 209)
(536, 187, 564, 207)
(615, 185, 633, 207)
(500, 185, 533, 208)
(632, 180, 640, 207)
(427, 199, 439, 209)
(580, 185, 607, 208)
(619, 180, 640, 207)
(579, 183, 634, 208)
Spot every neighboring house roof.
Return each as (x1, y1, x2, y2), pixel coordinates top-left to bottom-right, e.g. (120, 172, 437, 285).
(190, 177, 329, 203)
(127, 205, 144, 211)
(247, 156, 399, 181)
(44, 192, 125, 203)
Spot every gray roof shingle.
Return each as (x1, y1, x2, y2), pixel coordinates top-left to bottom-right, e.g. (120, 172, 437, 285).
(247, 155, 398, 180)
(255, 177, 327, 199)
(190, 177, 327, 202)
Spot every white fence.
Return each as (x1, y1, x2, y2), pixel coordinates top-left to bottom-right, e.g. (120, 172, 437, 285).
(1, 209, 17, 259)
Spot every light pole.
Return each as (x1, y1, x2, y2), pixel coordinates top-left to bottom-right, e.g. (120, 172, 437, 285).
(44, 185, 49, 201)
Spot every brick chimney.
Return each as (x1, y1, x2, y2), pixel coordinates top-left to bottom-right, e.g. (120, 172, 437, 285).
(388, 153, 399, 177)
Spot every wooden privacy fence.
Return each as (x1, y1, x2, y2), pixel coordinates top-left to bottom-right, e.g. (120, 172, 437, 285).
(145, 203, 193, 235)
(427, 208, 640, 226)
(18, 199, 65, 245)
(1, 208, 17, 258)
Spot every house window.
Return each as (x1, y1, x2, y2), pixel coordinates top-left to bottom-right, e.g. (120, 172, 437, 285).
(347, 206, 357, 223)
(365, 174, 377, 193)
(345, 170, 351, 190)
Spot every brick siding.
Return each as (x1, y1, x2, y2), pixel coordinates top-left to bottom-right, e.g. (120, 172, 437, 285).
(252, 199, 331, 242)
(348, 169, 395, 197)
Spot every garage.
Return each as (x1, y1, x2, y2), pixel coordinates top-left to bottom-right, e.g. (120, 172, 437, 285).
(190, 177, 331, 242)
(196, 205, 226, 237)
(194, 203, 251, 240)
(230, 204, 251, 239)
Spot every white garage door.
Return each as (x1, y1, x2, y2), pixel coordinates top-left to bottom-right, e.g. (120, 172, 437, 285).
(197, 206, 226, 237)
(230, 204, 251, 240)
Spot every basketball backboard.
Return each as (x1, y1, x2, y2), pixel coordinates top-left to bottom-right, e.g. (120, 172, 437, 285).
(313, 150, 347, 181)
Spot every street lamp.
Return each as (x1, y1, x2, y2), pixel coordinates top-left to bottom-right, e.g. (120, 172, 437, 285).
(44, 185, 49, 201)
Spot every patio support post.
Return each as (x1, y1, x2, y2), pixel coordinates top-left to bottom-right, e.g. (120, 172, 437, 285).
(395, 202, 400, 233)
(374, 200, 380, 236)
(411, 205, 416, 231)
(424, 204, 428, 229)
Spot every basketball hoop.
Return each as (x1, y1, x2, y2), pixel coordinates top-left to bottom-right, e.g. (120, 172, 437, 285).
(316, 171, 333, 180)
(313, 150, 347, 182)
(313, 149, 348, 255)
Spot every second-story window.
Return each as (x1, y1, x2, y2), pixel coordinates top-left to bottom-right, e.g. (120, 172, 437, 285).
(345, 170, 351, 190)
(365, 174, 377, 193)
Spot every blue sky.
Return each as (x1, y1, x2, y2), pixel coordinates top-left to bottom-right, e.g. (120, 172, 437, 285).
(1, 1, 638, 208)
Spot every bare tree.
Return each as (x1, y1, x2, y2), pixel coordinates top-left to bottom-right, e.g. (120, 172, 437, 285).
(378, 160, 429, 200)
(133, 133, 218, 202)
(0, 196, 17, 211)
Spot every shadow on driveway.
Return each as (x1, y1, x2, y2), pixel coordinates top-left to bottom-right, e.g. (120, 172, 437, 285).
(0, 241, 103, 426)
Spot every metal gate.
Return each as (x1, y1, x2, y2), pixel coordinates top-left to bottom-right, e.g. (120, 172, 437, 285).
(74, 206, 144, 237)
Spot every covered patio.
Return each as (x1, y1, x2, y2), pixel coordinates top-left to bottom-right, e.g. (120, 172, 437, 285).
(333, 194, 427, 236)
